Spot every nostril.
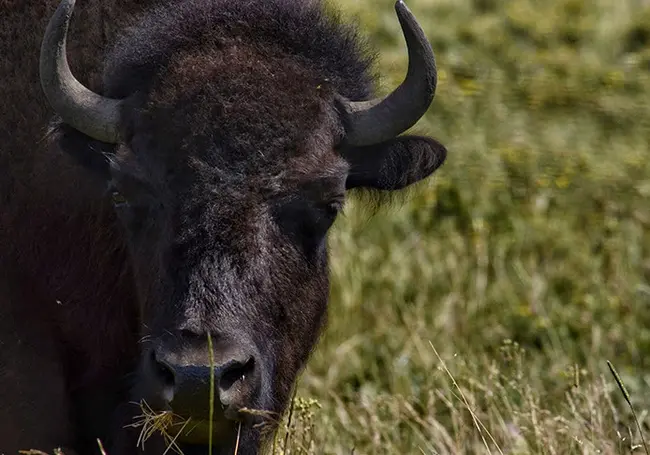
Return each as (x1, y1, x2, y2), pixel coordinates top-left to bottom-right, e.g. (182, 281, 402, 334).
(150, 349, 176, 388)
(218, 356, 256, 402)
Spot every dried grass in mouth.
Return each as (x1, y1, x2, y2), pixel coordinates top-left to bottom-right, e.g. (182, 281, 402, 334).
(126, 400, 192, 455)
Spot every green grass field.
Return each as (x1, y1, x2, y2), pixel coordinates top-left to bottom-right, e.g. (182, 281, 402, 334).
(273, 0, 650, 453)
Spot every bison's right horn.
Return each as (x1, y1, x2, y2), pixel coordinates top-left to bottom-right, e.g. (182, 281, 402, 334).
(40, 0, 122, 144)
(339, 0, 437, 147)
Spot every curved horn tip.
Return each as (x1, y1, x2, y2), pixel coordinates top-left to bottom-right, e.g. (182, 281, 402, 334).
(395, 0, 409, 13)
(394, 1, 420, 27)
(40, 0, 123, 144)
(57, 0, 77, 19)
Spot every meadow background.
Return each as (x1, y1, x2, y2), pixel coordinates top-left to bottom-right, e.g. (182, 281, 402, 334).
(275, 0, 650, 453)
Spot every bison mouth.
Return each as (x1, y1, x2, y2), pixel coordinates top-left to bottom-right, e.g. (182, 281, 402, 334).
(128, 399, 273, 453)
(129, 409, 238, 452)
(165, 417, 237, 445)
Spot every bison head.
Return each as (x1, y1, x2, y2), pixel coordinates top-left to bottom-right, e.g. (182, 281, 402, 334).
(40, 0, 447, 452)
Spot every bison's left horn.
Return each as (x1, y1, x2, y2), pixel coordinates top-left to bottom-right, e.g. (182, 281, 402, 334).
(340, 0, 437, 147)
(40, 0, 122, 144)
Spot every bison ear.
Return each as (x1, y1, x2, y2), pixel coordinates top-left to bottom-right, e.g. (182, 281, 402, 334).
(344, 135, 447, 191)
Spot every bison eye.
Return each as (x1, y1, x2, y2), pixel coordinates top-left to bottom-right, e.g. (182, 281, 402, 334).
(272, 197, 343, 255)
(325, 200, 344, 217)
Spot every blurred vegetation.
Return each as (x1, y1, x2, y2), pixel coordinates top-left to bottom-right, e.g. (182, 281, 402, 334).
(278, 0, 650, 453)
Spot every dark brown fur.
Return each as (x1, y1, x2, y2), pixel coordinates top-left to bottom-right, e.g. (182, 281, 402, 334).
(0, 0, 447, 454)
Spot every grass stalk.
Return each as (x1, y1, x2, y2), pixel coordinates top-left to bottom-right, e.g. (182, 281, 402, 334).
(607, 360, 649, 455)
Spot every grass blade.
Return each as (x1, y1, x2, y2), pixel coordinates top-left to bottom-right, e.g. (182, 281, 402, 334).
(607, 360, 649, 455)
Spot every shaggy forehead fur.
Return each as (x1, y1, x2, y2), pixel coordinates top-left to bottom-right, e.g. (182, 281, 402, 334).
(104, 0, 375, 99)
(103, 0, 377, 187)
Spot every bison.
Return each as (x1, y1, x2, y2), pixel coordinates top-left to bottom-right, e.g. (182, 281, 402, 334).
(0, 0, 447, 453)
